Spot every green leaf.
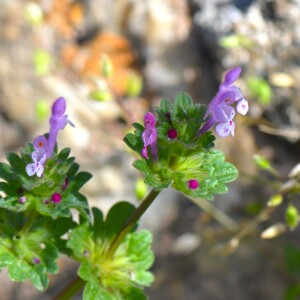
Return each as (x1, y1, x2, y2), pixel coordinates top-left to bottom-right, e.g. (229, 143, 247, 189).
(105, 202, 136, 239)
(84, 281, 117, 300)
(0, 162, 14, 182)
(68, 162, 80, 177)
(0, 182, 16, 195)
(132, 160, 147, 174)
(92, 207, 104, 232)
(0, 211, 64, 291)
(6, 153, 26, 176)
(286, 204, 299, 230)
(174, 92, 193, 111)
(127, 230, 154, 272)
(124, 133, 138, 150)
(159, 98, 172, 113)
(57, 147, 71, 160)
(73, 172, 93, 191)
(132, 123, 144, 131)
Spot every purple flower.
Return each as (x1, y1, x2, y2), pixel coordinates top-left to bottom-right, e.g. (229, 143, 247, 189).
(47, 97, 74, 158)
(26, 135, 48, 177)
(142, 112, 158, 160)
(199, 67, 248, 138)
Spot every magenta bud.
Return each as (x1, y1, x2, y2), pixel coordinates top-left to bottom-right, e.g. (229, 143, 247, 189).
(44, 199, 50, 205)
(167, 128, 178, 139)
(51, 193, 62, 203)
(188, 179, 199, 190)
(33, 257, 40, 264)
(18, 196, 26, 204)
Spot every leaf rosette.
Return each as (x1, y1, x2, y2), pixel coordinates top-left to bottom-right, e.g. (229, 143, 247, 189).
(67, 202, 154, 300)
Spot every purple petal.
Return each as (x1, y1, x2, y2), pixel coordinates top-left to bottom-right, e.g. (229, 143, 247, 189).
(26, 163, 36, 176)
(142, 111, 158, 160)
(213, 106, 228, 123)
(32, 150, 47, 163)
(35, 163, 44, 177)
(142, 127, 157, 146)
(33, 135, 48, 151)
(216, 120, 235, 137)
(236, 98, 249, 115)
(198, 115, 216, 136)
(205, 91, 236, 119)
(142, 147, 149, 159)
(144, 112, 156, 128)
(52, 97, 66, 116)
(50, 114, 68, 131)
(223, 67, 242, 86)
(229, 86, 244, 101)
(223, 105, 236, 120)
(150, 142, 158, 160)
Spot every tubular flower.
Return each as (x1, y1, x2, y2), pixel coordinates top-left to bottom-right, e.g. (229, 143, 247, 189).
(47, 97, 74, 158)
(199, 67, 248, 138)
(25, 97, 73, 177)
(141, 112, 158, 160)
(25, 135, 48, 177)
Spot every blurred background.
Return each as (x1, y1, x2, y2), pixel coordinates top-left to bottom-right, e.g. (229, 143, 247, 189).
(1, 0, 300, 299)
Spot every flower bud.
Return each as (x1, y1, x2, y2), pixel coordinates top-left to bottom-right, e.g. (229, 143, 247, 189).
(51, 193, 62, 204)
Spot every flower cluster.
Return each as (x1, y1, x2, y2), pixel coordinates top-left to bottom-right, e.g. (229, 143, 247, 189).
(140, 67, 248, 162)
(25, 97, 73, 177)
(198, 66, 248, 137)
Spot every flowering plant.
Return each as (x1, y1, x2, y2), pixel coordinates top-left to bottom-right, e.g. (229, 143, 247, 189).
(0, 67, 247, 299)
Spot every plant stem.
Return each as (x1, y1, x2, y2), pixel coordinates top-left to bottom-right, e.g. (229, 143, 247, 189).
(187, 195, 239, 232)
(21, 210, 37, 234)
(107, 188, 160, 258)
(52, 276, 85, 300)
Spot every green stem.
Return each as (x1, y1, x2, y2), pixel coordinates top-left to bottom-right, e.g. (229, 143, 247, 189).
(52, 276, 85, 300)
(107, 188, 160, 258)
(21, 210, 37, 234)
